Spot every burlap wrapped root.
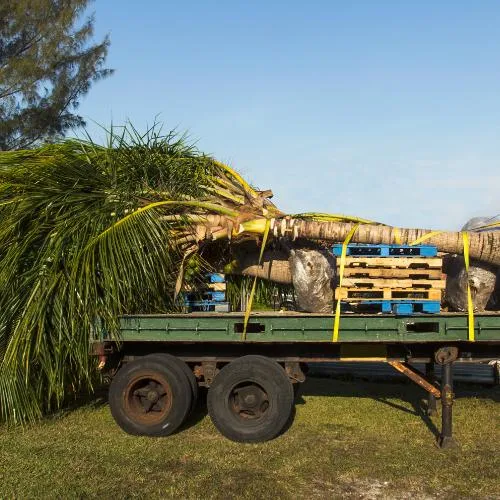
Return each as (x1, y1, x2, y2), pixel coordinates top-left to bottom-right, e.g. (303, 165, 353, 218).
(444, 217, 500, 312)
(289, 248, 336, 313)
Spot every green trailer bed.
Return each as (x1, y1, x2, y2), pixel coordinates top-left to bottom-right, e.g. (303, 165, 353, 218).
(101, 311, 500, 344)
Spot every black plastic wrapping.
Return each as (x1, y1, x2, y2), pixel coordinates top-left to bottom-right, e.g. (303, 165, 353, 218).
(289, 248, 336, 313)
(444, 217, 500, 312)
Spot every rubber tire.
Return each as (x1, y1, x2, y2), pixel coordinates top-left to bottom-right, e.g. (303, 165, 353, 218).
(207, 355, 294, 443)
(109, 355, 191, 436)
(293, 382, 301, 399)
(147, 353, 199, 413)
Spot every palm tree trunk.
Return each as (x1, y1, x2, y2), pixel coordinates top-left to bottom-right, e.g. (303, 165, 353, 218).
(227, 250, 292, 284)
(273, 219, 500, 266)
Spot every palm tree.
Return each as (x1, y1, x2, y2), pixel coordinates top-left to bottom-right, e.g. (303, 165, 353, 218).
(229, 220, 500, 284)
(0, 123, 499, 423)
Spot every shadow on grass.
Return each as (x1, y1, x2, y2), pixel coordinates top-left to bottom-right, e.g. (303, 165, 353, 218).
(61, 383, 209, 430)
(295, 375, 500, 439)
(299, 374, 500, 402)
(70, 385, 108, 408)
(180, 387, 209, 431)
(49, 384, 109, 420)
(58, 371, 498, 442)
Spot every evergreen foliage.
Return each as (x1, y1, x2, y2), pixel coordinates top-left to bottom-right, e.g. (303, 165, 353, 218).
(0, 0, 112, 150)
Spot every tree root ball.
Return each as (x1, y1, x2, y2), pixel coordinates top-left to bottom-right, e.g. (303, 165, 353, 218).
(288, 248, 336, 313)
(444, 255, 498, 312)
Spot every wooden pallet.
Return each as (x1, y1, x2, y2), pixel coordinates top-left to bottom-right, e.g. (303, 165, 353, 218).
(337, 257, 443, 270)
(340, 278, 446, 289)
(341, 267, 444, 280)
(335, 287, 442, 301)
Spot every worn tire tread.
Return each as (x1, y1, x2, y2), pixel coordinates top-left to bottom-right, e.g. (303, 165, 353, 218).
(207, 355, 294, 443)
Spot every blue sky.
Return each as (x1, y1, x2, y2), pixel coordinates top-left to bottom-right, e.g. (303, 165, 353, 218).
(77, 1, 500, 230)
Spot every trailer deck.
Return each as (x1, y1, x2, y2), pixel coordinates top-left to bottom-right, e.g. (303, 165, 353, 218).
(98, 311, 500, 345)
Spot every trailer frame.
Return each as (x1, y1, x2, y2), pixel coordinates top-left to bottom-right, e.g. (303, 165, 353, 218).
(92, 311, 500, 447)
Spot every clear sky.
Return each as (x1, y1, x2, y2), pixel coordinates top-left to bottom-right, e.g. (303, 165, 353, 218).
(77, 0, 500, 230)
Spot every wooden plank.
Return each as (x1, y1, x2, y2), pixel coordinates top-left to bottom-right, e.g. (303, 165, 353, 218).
(337, 257, 443, 269)
(207, 282, 226, 291)
(335, 287, 442, 301)
(341, 278, 446, 289)
(341, 267, 444, 279)
(183, 282, 227, 292)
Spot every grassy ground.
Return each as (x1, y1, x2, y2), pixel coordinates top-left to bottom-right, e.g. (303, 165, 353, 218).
(0, 377, 499, 499)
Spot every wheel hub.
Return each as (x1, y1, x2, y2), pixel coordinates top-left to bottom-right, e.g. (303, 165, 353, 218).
(127, 377, 171, 420)
(146, 390, 159, 403)
(243, 394, 257, 406)
(231, 383, 270, 419)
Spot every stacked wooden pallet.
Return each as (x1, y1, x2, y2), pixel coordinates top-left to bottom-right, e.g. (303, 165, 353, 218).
(332, 244, 445, 314)
(183, 273, 231, 313)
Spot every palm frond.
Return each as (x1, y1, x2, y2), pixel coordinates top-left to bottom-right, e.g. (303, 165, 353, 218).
(0, 124, 232, 422)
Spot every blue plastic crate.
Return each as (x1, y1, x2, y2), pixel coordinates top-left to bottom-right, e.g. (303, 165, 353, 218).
(331, 243, 437, 258)
(183, 290, 226, 302)
(208, 291, 225, 302)
(207, 273, 225, 283)
(344, 300, 441, 315)
(185, 300, 230, 312)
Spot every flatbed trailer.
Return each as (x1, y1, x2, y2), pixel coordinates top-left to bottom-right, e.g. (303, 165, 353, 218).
(92, 312, 500, 447)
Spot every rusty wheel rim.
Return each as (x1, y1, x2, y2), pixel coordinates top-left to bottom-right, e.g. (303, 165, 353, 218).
(229, 382, 270, 421)
(124, 372, 173, 425)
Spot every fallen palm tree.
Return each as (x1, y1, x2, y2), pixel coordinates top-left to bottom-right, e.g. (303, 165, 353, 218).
(0, 123, 499, 423)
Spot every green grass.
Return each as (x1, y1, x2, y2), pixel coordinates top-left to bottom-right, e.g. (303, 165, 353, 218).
(0, 377, 499, 499)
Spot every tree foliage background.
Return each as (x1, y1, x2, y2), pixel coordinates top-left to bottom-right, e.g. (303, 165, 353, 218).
(0, 0, 112, 150)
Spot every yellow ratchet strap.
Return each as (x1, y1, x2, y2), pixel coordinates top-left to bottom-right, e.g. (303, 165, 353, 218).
(462, 232, 475, 341)
(242, 218, 271, 340)
(333, 223, 360, 342)
(393, 227, 402, 245)
(409, 230, 443, 246)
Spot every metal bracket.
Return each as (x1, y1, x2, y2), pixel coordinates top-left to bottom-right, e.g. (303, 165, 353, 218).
(284, 361, 306, 383)
(388, 361, 441, 398)
(199, 360, 218, 387)
(437, 361, 458, 449)
(435, 346, 459, 365)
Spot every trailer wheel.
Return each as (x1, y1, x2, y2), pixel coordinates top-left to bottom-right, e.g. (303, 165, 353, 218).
(293, 382, 301, 399)
(207, 355, 294, 442)
(147, 353, 199, 413)
(109, 355, 191, 436)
